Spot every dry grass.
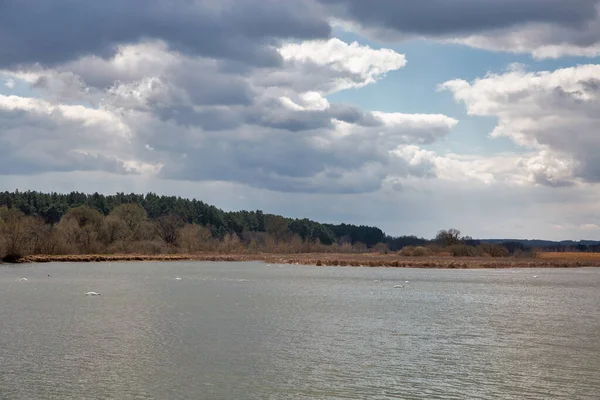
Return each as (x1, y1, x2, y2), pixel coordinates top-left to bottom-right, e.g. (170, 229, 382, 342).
(536, 252, 600, 260)
(9, 252, 600, 269)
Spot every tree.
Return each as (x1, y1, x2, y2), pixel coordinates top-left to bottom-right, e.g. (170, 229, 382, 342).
(264, 215, 290, 246)
(155, 213, 185, 246)
(177, 224, 212, 253)
(100, 216, 130, 247)
(436, 228, 462, 247)
(108, 203, 148, 239)
(0, 207, 34, 260)
(61, 206, 104, 230)
(56, 206, 104, 253)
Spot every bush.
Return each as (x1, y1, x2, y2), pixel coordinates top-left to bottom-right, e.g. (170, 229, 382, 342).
(425, 244, 445, 255)
(477, 243, 510, 257)
(412, 246, 430, 257)
(448, 244, 480, 257)
(398, 246, 431, 257)
(398, 246, 415, 256)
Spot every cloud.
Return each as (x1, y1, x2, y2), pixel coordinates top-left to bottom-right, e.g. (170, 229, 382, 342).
(0, 39, 456, 193)
(0, 94, 161, 176)
(441, 64, 600, 186)
(4, 0, 598, 71)
(0, 0, 331, 68)
(388, 144, 578, 188)
(325, 0, 600, 58)
(275, 38, 406, 93)
(4, 78, 14, 89)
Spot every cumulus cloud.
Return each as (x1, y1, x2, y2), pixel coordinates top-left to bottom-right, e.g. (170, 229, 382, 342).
(441, 64, 600, 186)
(0, 94, 161, 176)
(0, 39, 457, 193)
(275, 38, 406, 93)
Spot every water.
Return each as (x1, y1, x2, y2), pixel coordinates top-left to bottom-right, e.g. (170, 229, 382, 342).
(1, 262, 599, 399)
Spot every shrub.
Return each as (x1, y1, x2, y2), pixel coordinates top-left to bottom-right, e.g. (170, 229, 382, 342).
(477, 243, 510, 257)
(398, 246, 415, 256)
(398, 246, 430, 257)
(412, 246, 430, 257)
(448, 244, 480, 257)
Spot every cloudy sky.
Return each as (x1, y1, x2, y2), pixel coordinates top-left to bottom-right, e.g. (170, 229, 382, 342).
(1, 0, 600, 240)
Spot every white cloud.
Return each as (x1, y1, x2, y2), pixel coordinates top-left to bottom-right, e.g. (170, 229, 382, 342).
(4, 78, 14, 89)
(441, 64, 600, 186)
(0, 94, 160, 176)
(277, 38, 406, 93)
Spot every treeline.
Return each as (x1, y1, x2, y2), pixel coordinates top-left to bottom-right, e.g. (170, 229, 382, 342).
(0, 190, 387, 245)
(1, 190, 595, 261)
(0, 190, 392, 261)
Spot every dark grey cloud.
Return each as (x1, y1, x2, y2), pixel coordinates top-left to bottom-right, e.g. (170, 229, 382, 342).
(145, 113, 451, 193)
(0, 0, 330, 68)
(321, 0, 599, 36)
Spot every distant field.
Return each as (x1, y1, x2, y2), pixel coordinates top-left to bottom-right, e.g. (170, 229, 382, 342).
(536, 252, 600, 260)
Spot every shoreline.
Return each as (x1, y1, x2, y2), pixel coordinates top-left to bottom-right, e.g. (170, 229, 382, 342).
(6, 253, 600, 269)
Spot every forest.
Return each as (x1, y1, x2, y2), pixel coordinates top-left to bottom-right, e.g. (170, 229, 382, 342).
(0, 190, 597, 262)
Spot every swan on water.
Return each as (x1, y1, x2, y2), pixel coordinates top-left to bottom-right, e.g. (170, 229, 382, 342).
(17, 278, 28, 282)
(174, 277, 183, 281)
(85, 292, 101, 296)
(394, 285, 404, 288)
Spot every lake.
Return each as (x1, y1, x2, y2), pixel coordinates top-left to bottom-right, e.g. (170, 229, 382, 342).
(1, 262, 599, 399)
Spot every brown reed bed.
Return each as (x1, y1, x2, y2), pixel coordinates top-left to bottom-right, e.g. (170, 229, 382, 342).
(9, 252, 600, 269)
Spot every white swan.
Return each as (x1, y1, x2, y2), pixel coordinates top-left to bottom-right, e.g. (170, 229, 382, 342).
(17, 278, 28, 282)
(174, 277, 183, 281)
(85, 292, 101, 296)
(394, 285, 404, 288)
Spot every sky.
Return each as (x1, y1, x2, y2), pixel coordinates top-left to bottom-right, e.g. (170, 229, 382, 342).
(1, 0, 600, 240)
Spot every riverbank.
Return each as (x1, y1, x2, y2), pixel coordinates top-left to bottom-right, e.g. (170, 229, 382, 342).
(8, 252, 600, 268)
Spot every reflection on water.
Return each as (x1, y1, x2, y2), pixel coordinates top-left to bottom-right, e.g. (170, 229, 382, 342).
(1, 262, 599, 399)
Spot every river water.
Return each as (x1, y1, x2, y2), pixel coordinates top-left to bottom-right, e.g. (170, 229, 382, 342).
(0, 262, 599, 399)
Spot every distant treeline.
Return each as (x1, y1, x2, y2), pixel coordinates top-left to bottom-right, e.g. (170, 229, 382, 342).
(0, 190, 387, 246)
(0, 190, 599, 261)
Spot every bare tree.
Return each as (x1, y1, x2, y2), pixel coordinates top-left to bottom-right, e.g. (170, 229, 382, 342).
(264, 215, 290, 247)
(155, 214, 185, 246)
(56, 206, 104, 253)
(177, 223, 212, 253)
(0, 207, 35, 259)
(100, 216, 130, 247)
(109, 204, 147, 239)
(436, 228, 462, 247)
